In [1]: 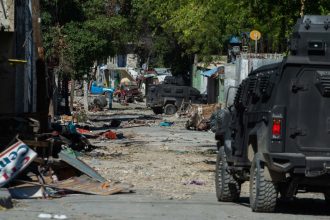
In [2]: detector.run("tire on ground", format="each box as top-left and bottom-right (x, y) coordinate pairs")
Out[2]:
(164, 104), (177, 115)
(152, 107), (163, 115)
(215, 146), (240, 202)
(249, 154), (278, 212)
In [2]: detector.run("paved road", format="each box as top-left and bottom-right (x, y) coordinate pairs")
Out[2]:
(1, 192), (330, 220)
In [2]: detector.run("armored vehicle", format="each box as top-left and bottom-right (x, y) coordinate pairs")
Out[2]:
(146, 76), (206, 115)
(215, 15), (330, 212)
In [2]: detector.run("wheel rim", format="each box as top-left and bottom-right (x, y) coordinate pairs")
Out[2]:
(165, 105), (176, 115)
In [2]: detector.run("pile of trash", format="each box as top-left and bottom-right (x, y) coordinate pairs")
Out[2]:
(185, 104), (221, 131)
(0, 117), (132, 202)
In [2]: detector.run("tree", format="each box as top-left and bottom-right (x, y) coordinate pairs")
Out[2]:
(41, 0), (330, 77)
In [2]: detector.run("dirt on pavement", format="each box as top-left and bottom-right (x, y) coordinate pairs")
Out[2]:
(80, 104), (223, 200)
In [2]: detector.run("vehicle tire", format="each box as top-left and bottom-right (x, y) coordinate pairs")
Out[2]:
(110, 119), (121, 127)
(249, 154), (278, 212)
(152, 107), (163, 115)
(323, 190), (330, 205)
(136, 96), (144, 102)
(215, 146), (240, 202)
(164, 104), (177, 115)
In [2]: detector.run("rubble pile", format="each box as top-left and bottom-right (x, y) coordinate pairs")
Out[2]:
(185, 104), (221, 131)
(0, 116), (133, 202)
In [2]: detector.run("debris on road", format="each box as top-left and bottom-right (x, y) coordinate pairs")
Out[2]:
(183, 180), (205, 186)
(100, 130), (119, 140)
(185, 104), (221, 131)
(159, 121), (174, 127)
(50, 175), (130, 195)
(38, 213), (67, 219)
(0, 119), (133, 203)
(58, 148), (107, 182)
(0, 188), (13, 209)
(8, 185), (46, 199)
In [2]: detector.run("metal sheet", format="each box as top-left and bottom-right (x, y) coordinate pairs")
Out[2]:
(8, 185), (44, 199)
(58, 149), (106, 183)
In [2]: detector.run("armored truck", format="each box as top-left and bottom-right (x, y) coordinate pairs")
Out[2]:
(215, 15), (330, 212)
(146, 76), (206, 115)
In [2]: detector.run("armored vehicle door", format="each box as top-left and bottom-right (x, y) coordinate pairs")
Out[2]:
(288, 67), (330, 153)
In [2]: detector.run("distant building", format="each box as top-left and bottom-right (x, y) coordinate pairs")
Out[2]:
(192, 54), (284, 106)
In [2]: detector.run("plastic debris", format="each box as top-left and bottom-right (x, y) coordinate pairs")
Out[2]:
(159, 121), (174, 127)
(183, 180), (205, 186)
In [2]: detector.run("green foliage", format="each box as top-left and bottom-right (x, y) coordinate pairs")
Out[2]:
(41, 0), (132, 78)
(41, 0), (330, 77)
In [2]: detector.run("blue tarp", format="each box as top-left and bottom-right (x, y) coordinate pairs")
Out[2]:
(229, 36), (241, 44)
(201, 66), (224, 77)
(90, 81), (114, 94)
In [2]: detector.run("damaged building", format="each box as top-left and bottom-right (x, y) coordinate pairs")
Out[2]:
(0, 0), (49, 147)
(0, 1), (128, 202)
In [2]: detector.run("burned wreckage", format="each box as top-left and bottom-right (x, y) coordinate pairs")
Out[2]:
(215, 15), (330, 212)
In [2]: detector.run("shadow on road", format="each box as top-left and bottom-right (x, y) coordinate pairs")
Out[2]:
(238, 196), (330, 216)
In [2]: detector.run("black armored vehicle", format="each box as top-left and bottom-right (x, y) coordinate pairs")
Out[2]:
(146, 76), (206, 115)
(215, 15), (330, 212)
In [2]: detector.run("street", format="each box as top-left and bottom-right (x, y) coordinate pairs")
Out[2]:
(1, 192), (330, 219)
(1, 104), (329, 220)
(2, 2), (330, 220)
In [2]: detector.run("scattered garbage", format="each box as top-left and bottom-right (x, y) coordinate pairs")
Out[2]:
(91, 95), (108, 111)
(38, 213), (67, 219)
(159, 121), (174, 127)
(76, 128), (92, 134)
(38, 213), (53, 219)
(183, 180), (205, 186)
(58, 148), (106, 182)
(0, 117), (133, 204)
(50, 175), (128, 195)
(8, 185), (46, 199)
(185, 104), (221, 131)
(101, 130), (118, 140)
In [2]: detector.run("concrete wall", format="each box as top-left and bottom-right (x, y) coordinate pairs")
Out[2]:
(192, 67), (207, 94)
(236, 53), (284, 84)
(222, 54), (284, 107)
(107, 54), (139, 69)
